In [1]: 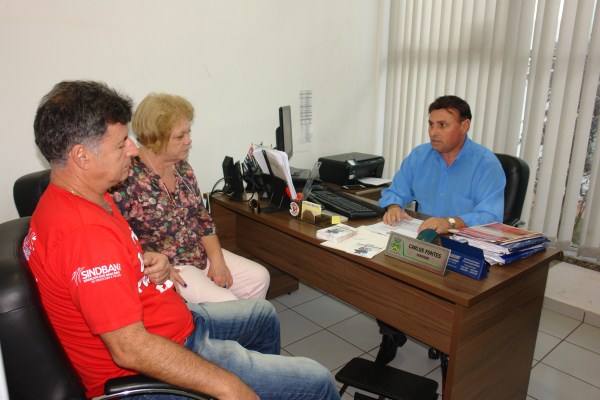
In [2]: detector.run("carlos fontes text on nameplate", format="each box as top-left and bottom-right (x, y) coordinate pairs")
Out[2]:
(384, 232), (450, 275)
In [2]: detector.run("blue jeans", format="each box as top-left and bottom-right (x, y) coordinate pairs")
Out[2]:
(122, 299), (339, 400)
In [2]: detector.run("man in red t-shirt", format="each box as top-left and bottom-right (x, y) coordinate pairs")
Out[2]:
(25, 81), (339, 400)
(24, 183), (195, 397)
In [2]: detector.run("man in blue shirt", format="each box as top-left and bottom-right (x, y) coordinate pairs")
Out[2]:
(375, 95), (505, 365)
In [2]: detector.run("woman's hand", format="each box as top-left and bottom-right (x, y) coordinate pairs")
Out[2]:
(170, 266), (187, 290)
(207, 259), (234, 289)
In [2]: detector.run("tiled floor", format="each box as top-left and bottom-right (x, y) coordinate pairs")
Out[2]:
(269, 261), (600, 399)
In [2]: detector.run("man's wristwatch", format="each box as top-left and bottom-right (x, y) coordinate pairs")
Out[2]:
(447, 217), (456, 230)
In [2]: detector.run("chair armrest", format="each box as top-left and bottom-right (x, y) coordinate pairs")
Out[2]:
(101, 374), (212, 399)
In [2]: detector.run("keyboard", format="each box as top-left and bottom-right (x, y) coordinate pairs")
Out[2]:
(308, 190), (383, 219)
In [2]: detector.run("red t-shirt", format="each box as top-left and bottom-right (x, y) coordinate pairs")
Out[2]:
(23, 184), (194, 398)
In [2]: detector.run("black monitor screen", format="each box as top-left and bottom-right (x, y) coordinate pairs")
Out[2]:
(276, 105), (293, 160)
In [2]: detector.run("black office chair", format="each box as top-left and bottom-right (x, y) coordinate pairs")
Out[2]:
(495, 153), (530, 227)
(13, 169), (51, 217)
(0, 216), (211, 399)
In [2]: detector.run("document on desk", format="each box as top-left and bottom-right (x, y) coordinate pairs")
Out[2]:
(252, 145), (297, 199)
(321, 226), (388, 258)
(365, 219), (423, 239)
(358, 177), (392, 187)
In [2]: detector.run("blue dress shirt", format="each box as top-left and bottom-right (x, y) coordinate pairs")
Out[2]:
(379, 137), (505, 227)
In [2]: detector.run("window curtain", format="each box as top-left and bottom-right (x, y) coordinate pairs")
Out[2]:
(382, 0), (600, 261)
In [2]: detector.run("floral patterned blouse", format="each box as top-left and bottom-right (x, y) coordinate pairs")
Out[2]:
(111, 156), (216, 269)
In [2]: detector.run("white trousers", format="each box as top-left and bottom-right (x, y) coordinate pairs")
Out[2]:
(175, 249), (270, 303)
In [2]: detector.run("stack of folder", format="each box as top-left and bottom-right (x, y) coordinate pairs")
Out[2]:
(450, 222), (548, 265)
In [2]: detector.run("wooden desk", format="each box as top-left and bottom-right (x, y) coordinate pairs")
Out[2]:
(209, 194), (561, 400)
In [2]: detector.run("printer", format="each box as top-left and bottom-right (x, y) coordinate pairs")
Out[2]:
(318, 152), (385, 185)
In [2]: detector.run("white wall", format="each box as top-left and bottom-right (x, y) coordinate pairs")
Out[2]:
(0, 0), (386, 222)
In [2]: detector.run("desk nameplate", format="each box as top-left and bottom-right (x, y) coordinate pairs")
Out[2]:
(384, 232), (450, 275)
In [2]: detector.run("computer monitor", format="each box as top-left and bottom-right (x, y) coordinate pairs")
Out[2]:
(275, 105), (293, 160)
(274, 105), (311, 182)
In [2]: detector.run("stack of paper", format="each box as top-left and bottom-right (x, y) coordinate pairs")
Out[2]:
(316, 224), (358, 242)
(251, 145), (297, 199)
(316, 219), (425, 259)
(365, 219), (423, 239)
(320, 226), (388, 258)
(450, 222), (548, 265)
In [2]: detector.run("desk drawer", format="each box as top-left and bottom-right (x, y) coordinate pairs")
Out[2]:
(236, 217), (455, 353)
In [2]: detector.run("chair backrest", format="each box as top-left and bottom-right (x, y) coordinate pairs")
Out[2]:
(13, 170), (51, 217)
(495, 153), (530, 227)
(0, 217), (86, 400)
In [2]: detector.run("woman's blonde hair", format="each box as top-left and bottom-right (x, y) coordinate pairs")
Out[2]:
(132, 93), (194, 153)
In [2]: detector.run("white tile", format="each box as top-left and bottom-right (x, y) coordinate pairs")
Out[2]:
(368, 337), (440, 376)
(277, 309), (322, 347)
(292, 295), (359, 328)
(268, 298), (287, 313)
(280, 348), (292, 357)
(538, 308), (581, 339)
(529, 362), (600, 400)
(565, 323), (600, 354)
(543, 341), (600, 387)
(533, 331), (561, 361)
(328, 313), (381, 352)
(284, 330), (364, 371)
(272, 283), (323, 308)
(272, 261), (600, 400)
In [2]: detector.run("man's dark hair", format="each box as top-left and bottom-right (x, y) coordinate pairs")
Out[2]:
(34, 80), (133, 166)
(428, 95), (472, 121)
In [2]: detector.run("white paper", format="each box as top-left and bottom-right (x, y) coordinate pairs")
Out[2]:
(251, 146), (270, 176)
(358, 177), (392, 187)
(365, 219), (424, 239)
(321, 226), (388, 259)
(300, 90), (313, 143)
(252, 145), (297, 199)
